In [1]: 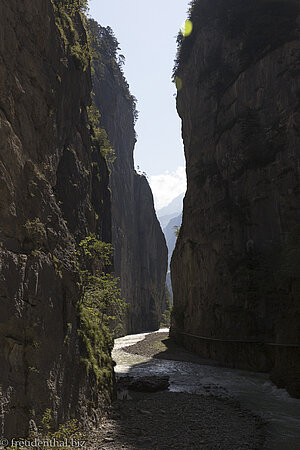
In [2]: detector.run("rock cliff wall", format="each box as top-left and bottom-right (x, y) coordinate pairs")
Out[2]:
(0, 0), (113, 437)
(89, 20), (168, 334)
(0, 2), (168, 436)
(171, 0), (300, 397)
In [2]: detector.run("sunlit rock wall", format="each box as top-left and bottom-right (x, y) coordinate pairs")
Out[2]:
(90, 20), (168, 334)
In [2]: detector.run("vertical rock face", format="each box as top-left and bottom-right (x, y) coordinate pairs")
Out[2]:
(90, 21), (168, 334)
(171, 0), (300, 396)
(0, 0), (113, 437)
(0, 4), (167, 436)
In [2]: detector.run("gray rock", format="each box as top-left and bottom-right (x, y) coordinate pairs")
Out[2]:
(0, 1), (112, 438)
(117, 375), (170, 392)
(90, 18), (168, 334)
(171, 0), (300, 397)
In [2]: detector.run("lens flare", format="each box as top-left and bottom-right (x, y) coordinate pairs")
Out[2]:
(181, 20), (193, 37)
(175, 77), (183, 91)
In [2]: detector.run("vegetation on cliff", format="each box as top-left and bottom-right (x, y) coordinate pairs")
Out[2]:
(174, 0), (299, 80)
(87, 102), (116, 163)
(160, 288), (173, 328)
(51, 0), (90, 71)
(87, 18), (139, 125)
(55, 0), (89, 14)
(88, 16), (168, 335)
(0, 0), (167, 438)
(49, 0), (122, 396)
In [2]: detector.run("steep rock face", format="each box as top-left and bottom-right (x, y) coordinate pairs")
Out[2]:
(163, 214), (182, 297)
(132, 176), (168, 330)
(90, 22), (168, 333)
(171, 0), (300, 396)
(0, 0), (113, 437)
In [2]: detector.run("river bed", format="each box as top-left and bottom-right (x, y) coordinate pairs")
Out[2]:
(113, 329), (300, 450)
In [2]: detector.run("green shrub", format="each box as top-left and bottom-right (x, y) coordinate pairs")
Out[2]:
(51, 0), (90, 72)
(54, 0), (89, 16)
(24, 218), (46, 237)
(160, 287), (173, 328)
(77, 235), (127, 382)
(87, 103), (116, 163)
(174, 225), (181, 238)
(87, 19), (139, 125)
(78, 234), (113, 266)
(70, 42), (89, 71)
(30, 409), (86, 450)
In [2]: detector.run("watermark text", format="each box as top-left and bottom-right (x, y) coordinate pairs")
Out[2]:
(0, 437), (86, 448)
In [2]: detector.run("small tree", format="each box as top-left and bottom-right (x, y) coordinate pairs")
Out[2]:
(76, 234), (127, 383)
(87, 102), (116, 163)
(77, 234), (127, 334)
(174, 225), (181, 238)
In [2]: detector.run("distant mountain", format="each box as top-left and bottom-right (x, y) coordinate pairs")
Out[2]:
(164, 214), (182, 266)
(157, 192), (184, 218)
(157, 212), (179, 229)
(157, 194), (184, 298)
(163, 213), (182, 297)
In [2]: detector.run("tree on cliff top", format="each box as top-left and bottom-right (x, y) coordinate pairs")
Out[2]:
(54, 0), (89, 15)
(87, 18), (139, 124)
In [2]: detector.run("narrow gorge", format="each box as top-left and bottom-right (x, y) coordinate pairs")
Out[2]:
(171, 0), (300, 398)
(0, 0), (300, 446)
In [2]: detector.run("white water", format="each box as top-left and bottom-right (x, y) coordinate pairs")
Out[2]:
(113, 329), (300, 450)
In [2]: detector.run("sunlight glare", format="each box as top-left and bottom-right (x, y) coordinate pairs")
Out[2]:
(181, 19), (193, 37)
(175, 76), (183, 91)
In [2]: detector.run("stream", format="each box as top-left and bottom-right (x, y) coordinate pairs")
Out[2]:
(113, 329), (300, 450)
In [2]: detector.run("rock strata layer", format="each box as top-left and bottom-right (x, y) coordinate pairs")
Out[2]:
(171, 0), (300, 397)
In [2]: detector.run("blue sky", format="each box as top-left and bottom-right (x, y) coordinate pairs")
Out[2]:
(88, 0), (190, 209)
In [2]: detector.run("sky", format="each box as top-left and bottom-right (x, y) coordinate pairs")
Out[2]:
(88, 0), (190, 210)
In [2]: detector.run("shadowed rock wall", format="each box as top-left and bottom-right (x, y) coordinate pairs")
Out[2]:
(0, 0), (113, 437)
(171, 0), (300, 397)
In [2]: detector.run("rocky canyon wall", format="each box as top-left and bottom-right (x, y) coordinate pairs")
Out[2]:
(0, 0), (114, 438)
(89, 20), (168, 334)
(171, 0), (300, 397)
(0, 1), (168, 437)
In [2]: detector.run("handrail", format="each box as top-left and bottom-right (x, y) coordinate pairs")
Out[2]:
(172, 330), (300, 348)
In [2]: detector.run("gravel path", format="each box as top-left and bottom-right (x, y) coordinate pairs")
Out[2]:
(91, 331), (267, 449)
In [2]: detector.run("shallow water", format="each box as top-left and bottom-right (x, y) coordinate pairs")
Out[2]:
(113, 329), (300, 450)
